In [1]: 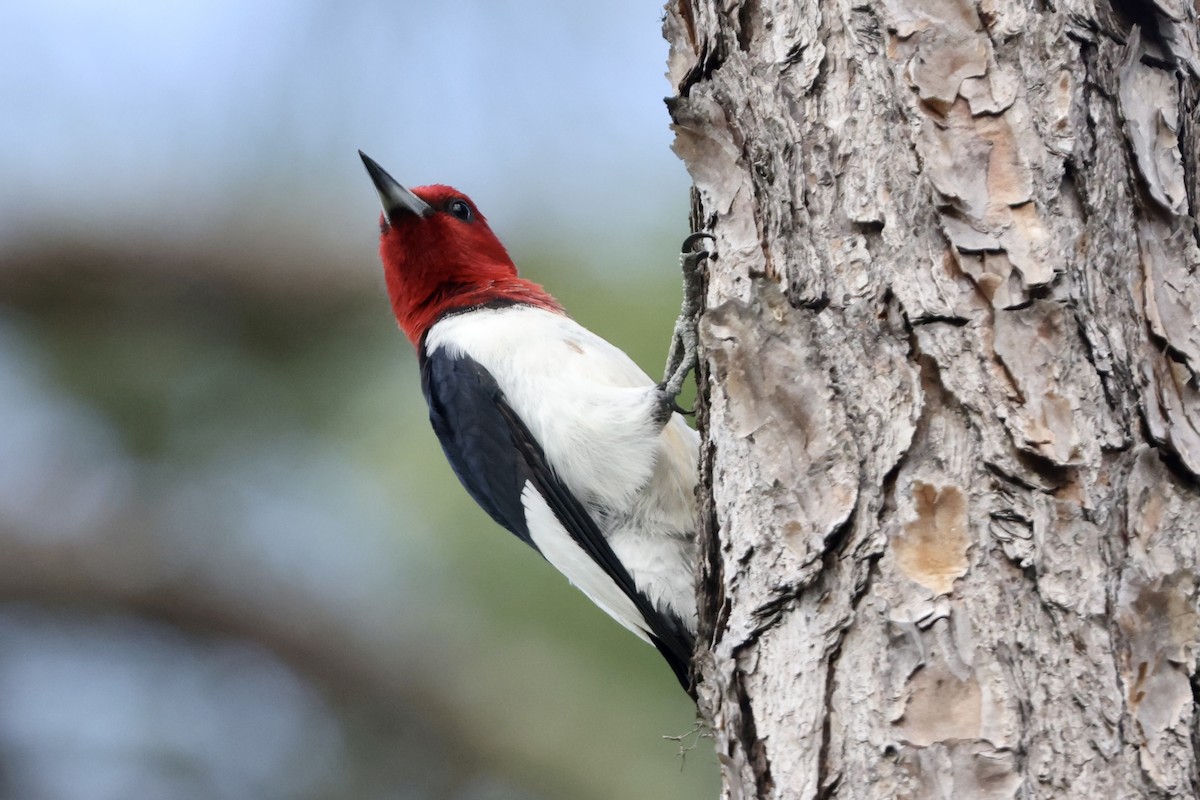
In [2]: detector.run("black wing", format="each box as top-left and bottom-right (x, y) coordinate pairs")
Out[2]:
(420, 347), (534, 545)
(420, 347), (694, 688)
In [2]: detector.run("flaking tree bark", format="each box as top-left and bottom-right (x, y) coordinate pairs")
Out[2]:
(663, 0), (1200, 797)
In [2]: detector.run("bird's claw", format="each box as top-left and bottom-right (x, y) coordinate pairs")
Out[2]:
(681, 231), (715, 255)
(652, 385), (695, 424)
(659, 232), (716, 417)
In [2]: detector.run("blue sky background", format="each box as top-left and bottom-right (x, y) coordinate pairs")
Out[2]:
(1, 0), (691, 270)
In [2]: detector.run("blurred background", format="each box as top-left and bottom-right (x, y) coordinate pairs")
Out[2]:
(0, 1), (717, 798)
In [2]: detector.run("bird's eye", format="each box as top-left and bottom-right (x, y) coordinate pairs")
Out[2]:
(447, 199), (473, 222)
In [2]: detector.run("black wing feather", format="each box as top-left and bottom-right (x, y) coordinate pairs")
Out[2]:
(493, 400), (694, 684)
(421, 349), (534, 545)
(421, 347), (693, 687)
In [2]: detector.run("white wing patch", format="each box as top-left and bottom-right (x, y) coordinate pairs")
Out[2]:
(521, 482), (652, 644)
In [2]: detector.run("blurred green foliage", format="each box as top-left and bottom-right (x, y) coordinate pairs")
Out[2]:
(0, 233), (716, 799)
(0, 0), (715, 795)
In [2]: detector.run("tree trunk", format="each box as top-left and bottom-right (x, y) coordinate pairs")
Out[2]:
(664, 0), (1200, 797)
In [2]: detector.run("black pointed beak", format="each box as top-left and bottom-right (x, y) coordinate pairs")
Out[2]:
(359, 151), (433, 224)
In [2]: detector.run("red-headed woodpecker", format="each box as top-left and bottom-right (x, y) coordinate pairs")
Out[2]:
(359, 152), (710, 688)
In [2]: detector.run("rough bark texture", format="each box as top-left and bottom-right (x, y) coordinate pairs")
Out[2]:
(664, 0), (1200, 797)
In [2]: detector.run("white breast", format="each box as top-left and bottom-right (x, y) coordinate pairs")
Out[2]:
(427, 306), (665, 508)
(426, 305), (699, 628)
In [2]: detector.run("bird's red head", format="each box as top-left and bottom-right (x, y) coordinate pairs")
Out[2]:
(360, 152), (561, 346)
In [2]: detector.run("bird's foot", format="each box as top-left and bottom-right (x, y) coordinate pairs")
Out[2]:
(656, 232), (715, 419)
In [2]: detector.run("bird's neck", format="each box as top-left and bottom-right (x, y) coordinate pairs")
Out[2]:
(397, 277), (563, 345)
